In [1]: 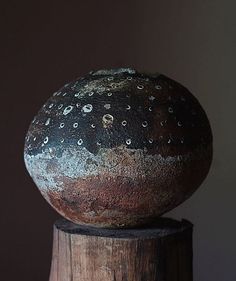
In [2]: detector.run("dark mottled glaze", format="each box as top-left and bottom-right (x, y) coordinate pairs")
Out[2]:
(24, 68), (213, 228)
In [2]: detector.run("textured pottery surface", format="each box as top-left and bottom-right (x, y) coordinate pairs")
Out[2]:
(24, 68), (213, 227)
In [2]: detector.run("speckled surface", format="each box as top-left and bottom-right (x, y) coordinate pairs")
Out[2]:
(24, 68), (213, 227)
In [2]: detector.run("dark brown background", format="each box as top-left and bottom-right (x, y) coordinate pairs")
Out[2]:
(1, 1), (235, 280)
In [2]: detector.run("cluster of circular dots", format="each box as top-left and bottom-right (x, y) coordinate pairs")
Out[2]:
(26, 71), (204, 154)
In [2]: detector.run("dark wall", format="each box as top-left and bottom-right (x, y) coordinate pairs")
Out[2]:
(1, 1), (235, 280)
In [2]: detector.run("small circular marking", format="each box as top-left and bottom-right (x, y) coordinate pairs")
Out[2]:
(160, 121), (164, 126)
(137, 85), (144, 90)
(148, 138), (153, 143)
(168, 107), (174, 113)
(45, 118), (51, 126)
(127, 76), (132, 80)
(44, 137), (49, 144)
(149, 106), (153, 111)
(74, 93), (80, 97)
(177, 121), (182, 127)
(77, 139), (83, 145)
(98, 87), (106, 94)
(73, 123), (78, 128)
(91, 124), (96, 128)
(61, 139), (64, 143)
(126, 105), (131, 110)
(59, 123), (65, 128)
(104, 104), (111, 109)
(107, 92), (113, 96)
(122, 120), (127, 126)
(88, 91), (94, 96)
(63, 106), (74, 115)
(155, 85), (162, 90)
(142, 121), (148, 127)
(58, 104), (63, 109)
(102, 114), (114, 128)
(97, 141), (101, 146)
(107, 77), (114, 81)
(126, 139), (131, 145)
(82, 104), (93, 113)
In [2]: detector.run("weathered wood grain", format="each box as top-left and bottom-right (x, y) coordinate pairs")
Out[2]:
(49, 218), (193, 281)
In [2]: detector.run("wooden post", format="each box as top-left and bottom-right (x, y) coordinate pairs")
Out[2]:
(49, 218), (193, 281)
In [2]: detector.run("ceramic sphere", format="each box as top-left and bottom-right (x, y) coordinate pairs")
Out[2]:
(24, 68), (213, 227)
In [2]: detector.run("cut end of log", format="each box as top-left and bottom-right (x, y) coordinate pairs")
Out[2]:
(55, 217), (193, 238)
(49, 217), (193, 281)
